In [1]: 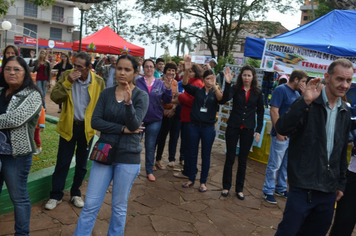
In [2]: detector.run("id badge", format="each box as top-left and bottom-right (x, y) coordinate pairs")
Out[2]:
(200, 107), (208, 113)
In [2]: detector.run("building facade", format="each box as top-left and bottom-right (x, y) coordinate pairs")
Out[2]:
(194, 22), (288, 62)
(0, 0), (76, 55)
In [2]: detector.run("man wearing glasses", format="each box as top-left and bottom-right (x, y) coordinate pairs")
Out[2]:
(45, 52), (105, 210)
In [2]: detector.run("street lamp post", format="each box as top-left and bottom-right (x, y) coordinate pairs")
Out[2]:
(2, 21), (12, 48)
(73, 3), (93, 52)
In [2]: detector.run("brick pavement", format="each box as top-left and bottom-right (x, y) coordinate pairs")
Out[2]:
(0, 89), (350, 236)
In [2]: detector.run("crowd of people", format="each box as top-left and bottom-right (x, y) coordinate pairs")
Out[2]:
(0, 46), (356, 236)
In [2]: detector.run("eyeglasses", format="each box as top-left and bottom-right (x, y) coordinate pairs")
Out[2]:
(73, 64), (85, 69)
(4, 67), (24, 73)
(144, 66), (154, 69)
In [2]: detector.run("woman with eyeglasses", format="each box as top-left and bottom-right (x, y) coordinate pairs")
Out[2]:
(136, 59), (173, 182)
(0, 56), (42, 235)
(52, 53), (73, 113)
(29, 50), (51, 110)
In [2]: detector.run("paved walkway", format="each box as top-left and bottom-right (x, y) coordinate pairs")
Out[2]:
(0, 89), (349, 236)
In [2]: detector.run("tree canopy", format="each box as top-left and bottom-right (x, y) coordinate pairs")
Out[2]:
(83, 0), (134, 41)
(134, 0), (303, 58)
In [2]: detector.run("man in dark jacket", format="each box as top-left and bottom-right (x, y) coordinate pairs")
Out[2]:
(274, 58), (354, 235)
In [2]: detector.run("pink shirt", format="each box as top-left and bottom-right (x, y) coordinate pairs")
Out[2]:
(144, 77), (155, 93)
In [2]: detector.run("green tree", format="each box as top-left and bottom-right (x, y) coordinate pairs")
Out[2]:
(313, 1), (335, 19)
(245, 58), (261, 68)
(171, 55), (183, 65)
(175, 34), (194, 57)
(134, 0), (302, 58)
(83, 0), (133, 40)
(0, 0), (55, 16)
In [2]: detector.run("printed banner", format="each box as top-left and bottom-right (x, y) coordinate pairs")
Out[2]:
(261, 41), (356, 79)
(14, 36), (72, 50)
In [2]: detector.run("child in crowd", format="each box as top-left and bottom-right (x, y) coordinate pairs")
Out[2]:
(34, 106), (45, 155)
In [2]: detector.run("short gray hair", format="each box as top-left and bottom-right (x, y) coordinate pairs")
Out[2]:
(328, 59), (354, 74)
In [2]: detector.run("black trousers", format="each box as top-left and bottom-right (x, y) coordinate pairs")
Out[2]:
(155, 115), (181, 162)
(329, 170), (356, 236)
(222, 126), (254, 193)
(50, 124), (92, 200)
(276, 186), (336, 236)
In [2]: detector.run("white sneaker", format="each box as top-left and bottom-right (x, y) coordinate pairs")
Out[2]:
(45, 199), (62, 210)
(71, 196), (84, 208)
(33, 147), (42, 155)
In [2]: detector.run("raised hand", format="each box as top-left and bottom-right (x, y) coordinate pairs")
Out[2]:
(184, 56), (192, 71)
(123, 82), (132, 103)
(223, 67), (234, 84)
(303, 78), (324, 105)
(164, 76), (172, 90)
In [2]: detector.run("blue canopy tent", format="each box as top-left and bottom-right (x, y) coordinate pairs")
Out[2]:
(244, 10), (356, 58)
(244, 37), (265, 59)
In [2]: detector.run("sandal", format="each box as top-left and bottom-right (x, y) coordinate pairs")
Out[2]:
(182, 181), (194, 188)
(155, 161), (166, 170)
(199, 184), (207, 192)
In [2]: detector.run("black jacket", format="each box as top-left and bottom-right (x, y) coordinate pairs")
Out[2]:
(223, 82), (264, 133)
(276, 94), (350, 193)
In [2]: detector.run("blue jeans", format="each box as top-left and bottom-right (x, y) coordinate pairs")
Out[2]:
(187, 123), (216, 184)
(74, 161), (140, 236)
(143, 121), (162, 175)
(36, 80), (47, 109)
(50, 124), (92, 200)
(262, 136), (289, 195)
(0, 154), (32, 236)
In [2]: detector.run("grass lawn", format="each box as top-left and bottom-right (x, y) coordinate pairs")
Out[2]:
(30, 121), (59, 173)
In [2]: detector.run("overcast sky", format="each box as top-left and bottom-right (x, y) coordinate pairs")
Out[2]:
(75, 1), (302, 58)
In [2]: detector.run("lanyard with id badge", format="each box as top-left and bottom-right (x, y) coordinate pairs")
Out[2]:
(200, 91), (211, 113)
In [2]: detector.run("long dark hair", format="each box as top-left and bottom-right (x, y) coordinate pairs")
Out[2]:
(0, 56), (42, 100)
(117, 54), (139, 73)
(1, 45), (19, 71)
(235, 65), (260, 94)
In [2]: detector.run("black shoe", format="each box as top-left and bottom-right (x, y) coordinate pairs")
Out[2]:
(221, 190), (229, 197)
(237, 192), (245, 200)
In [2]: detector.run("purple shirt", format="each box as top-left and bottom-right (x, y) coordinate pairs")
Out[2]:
(136, 77), (172, 123)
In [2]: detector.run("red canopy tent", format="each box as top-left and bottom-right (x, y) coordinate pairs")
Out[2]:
(72, 26), (144, 56)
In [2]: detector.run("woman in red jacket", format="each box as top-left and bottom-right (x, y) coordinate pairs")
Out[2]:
(174, 63), (204, 178)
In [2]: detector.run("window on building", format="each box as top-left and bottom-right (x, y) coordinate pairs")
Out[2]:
(24, 0), (38, 18)
(23, 23), (37, 38)
(50, 27), (62, 41)
(52, 6), (64, 22)
(303, 15), (309, 21)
